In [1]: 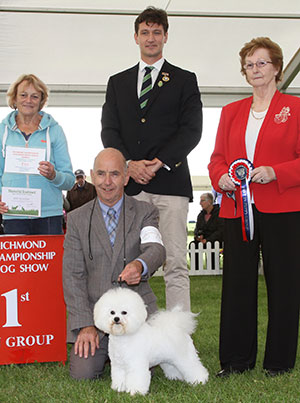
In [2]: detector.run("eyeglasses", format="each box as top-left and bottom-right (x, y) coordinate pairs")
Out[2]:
(243, 59), (273, 70)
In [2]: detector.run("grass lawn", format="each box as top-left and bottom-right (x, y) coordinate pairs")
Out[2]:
(1, 276), (300, 402)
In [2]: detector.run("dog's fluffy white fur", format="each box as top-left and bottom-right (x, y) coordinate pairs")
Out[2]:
(93, 287), (209, 395)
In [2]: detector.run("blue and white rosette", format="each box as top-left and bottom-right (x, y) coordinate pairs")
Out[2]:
(229, 159), (254, 242)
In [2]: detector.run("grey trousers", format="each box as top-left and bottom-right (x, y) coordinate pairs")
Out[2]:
(69, 335), (109, 380)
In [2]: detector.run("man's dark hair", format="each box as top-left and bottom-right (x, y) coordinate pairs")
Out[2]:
(134, 6), (169, 34)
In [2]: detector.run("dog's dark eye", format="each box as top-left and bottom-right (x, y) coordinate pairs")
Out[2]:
(121, 311), (127, 315)
(110, 310), (115, 315)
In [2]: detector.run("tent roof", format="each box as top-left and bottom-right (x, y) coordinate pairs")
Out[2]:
(0, 0), (299, 107)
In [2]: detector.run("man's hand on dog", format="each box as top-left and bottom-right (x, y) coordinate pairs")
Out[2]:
(118, 260), (143, 285)
(75, 326), (99, 358)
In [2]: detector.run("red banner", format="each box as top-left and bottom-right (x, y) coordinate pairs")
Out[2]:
(0, 235), (67, 365)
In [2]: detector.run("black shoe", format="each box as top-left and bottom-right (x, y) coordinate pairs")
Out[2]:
(264, 369), (290, 377)
(216, 368), (246, 378)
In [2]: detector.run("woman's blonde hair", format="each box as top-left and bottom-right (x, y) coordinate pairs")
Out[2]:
(6, 74), (49, 110)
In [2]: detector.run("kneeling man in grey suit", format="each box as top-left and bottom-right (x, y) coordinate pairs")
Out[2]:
(63, 148), (166, 379)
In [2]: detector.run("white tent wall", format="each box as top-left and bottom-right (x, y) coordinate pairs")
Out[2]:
(0, 1), (299, 222)
(0, 0), (299, 107)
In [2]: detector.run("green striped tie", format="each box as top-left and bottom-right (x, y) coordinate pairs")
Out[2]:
(140, 66), (154, 109)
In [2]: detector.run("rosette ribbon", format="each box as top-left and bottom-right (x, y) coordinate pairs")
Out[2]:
(228, 159), (254, 242)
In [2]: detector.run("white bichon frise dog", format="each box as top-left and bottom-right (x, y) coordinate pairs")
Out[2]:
(93, 287), (209, 395)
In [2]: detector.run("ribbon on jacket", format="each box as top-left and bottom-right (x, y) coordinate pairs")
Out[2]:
(228, 159), (254, 242)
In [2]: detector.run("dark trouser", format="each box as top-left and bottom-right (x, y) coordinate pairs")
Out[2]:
(69, 335), (109, 380)
(3, 216), (64, 235)
(220, 206), (300, 371)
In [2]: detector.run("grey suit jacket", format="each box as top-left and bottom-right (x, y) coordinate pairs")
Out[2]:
(63, 195), (166, 342)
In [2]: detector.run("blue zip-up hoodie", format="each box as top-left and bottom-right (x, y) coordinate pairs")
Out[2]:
(0, 111), (75, 219)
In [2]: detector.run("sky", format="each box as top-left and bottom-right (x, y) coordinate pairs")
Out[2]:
(0, 106), (222, 222)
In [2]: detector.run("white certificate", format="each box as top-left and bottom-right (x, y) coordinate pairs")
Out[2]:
(4, 146), (45, 175)
(2, 187), (41, 217)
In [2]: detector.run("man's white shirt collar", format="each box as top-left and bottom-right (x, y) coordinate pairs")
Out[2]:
(139, 58), (165, 73)
(138, 58), (165, 96)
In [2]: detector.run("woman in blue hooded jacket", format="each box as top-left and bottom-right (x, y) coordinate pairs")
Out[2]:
(0, 74), (74, 234)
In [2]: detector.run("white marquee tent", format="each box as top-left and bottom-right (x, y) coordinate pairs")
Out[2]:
(0, 0), (299, 108)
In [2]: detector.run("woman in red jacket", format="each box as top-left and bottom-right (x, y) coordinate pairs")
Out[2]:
(209, 37), (300, 378)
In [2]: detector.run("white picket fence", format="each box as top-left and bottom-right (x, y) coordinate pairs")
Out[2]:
(154, 241), (223, 276)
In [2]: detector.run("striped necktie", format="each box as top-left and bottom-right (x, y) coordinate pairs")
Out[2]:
(140, 66), (154, 109)
(107, 208), (117, 246)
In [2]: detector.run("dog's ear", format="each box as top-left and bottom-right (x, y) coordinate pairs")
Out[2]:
(93, 293), (112, 333)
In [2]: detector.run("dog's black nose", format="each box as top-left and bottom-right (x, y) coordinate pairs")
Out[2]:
(114, 317), (120, 323)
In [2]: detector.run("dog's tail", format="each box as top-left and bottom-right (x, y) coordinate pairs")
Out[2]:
(148, 308), (199, 335)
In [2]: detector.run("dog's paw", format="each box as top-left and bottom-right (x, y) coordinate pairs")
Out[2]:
(125, 381), (149, 396)
(160, 363), (184, 381)
(189, 369), (209, 385)
(127, 387), (148, 396)
(111, 382), (126, 392)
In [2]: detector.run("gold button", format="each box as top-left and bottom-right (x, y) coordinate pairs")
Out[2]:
(141, 118), (146, 123)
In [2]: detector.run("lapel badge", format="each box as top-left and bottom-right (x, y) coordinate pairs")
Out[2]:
(162, 72), (170, 82)
(158, 80), (163, 87)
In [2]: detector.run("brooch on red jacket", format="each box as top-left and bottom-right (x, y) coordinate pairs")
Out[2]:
(274, 106), (291, 124)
